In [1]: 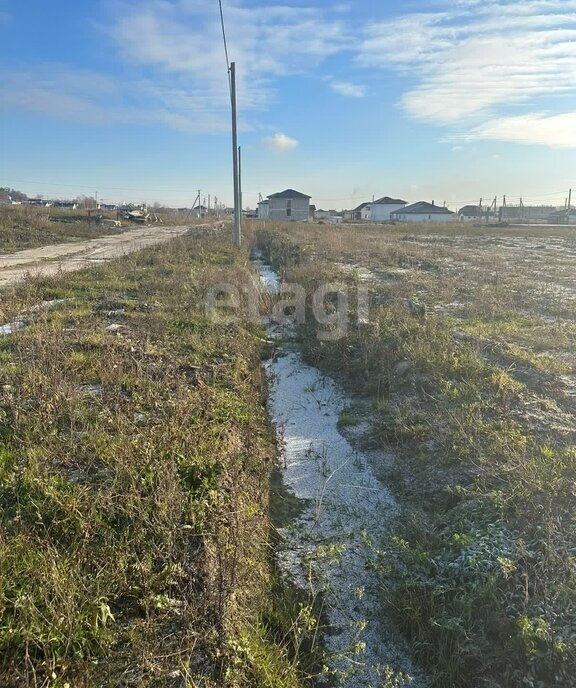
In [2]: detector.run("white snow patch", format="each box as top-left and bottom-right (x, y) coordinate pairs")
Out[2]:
(257, 256), (428, 686)
(0, 321), (26, 335)
(256, 260), (281, 295)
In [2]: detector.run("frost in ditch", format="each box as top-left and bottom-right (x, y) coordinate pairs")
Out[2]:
(259, 258), (428, 687)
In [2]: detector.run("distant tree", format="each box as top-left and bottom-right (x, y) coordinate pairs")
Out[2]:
(0, 187), (28, 202)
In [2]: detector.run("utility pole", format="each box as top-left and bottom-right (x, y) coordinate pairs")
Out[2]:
(238, 146), (242, 223)
(490, 196), (497, 223)
(230, 62), (241, 247)
(187, 190), (200, 219)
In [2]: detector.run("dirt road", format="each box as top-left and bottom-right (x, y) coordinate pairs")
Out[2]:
(0, 225), (192, 288)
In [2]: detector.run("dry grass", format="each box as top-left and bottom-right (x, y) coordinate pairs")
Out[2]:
(255, 220), (576, 687)
(0, 206), (191, 254)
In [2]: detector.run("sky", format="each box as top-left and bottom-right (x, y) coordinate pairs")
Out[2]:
(1, 0), (576, 211)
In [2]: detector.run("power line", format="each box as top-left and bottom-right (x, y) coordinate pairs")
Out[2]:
(7, 179), (205, 193)
(218, 0), (231, 86)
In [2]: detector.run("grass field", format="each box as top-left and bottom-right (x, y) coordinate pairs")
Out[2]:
(255, 220), (576, 687)
(0, 226), (316, 687)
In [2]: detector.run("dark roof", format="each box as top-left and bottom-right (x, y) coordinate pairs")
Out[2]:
(353, 201), (371, 211)
(267, 189), (311, 199)
(458, 205), (482, 216)
(391, 201), (455, 215)
(373, 196), (407, 205)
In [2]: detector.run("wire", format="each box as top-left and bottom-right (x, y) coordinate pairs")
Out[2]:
(8, 179), (202, 193)
(218, 0), (232, 93)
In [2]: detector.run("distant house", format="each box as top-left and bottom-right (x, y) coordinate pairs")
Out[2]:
(316, 209), (343, 223)
(391, 201), (455, 223)
(267, 189), (311, 222)
(458, 205), (483, 222)
(192, 204), (208, 218)
(370, 196), (407, 222)
(257, 200), (269, 219)
(351, 202), (372, 221)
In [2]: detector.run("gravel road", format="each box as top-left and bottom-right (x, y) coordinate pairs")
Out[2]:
(0, 225), (193, 288)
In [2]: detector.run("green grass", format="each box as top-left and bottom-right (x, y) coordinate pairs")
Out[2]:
(0, 227), (314, 687)
(337, 411), (361, 429)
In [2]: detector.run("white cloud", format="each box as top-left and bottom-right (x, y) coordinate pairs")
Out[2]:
(104, 0), (349, 115)
(474, 113), (576, 147)
(330, 80), (366, 98)
(333, 3), (353, 13)
(0, 66), (232, 133)
(6, 0), (576, 150)
(355, 0), (576, 146)
(262, 133), (299, 152)
(2, 1), (350, 133)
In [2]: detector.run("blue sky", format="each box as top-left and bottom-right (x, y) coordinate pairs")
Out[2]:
(1, 0), (575, 210)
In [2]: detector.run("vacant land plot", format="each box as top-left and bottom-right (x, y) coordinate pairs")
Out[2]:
(0, 227), (312, 687)
(256, 221), (576, 687)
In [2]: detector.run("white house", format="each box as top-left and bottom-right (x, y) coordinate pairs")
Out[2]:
(267, 189), (311, 222)
(370, 196), (407, 222)
(391, 201), (455, 223)
(458, 205), (483, 222)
